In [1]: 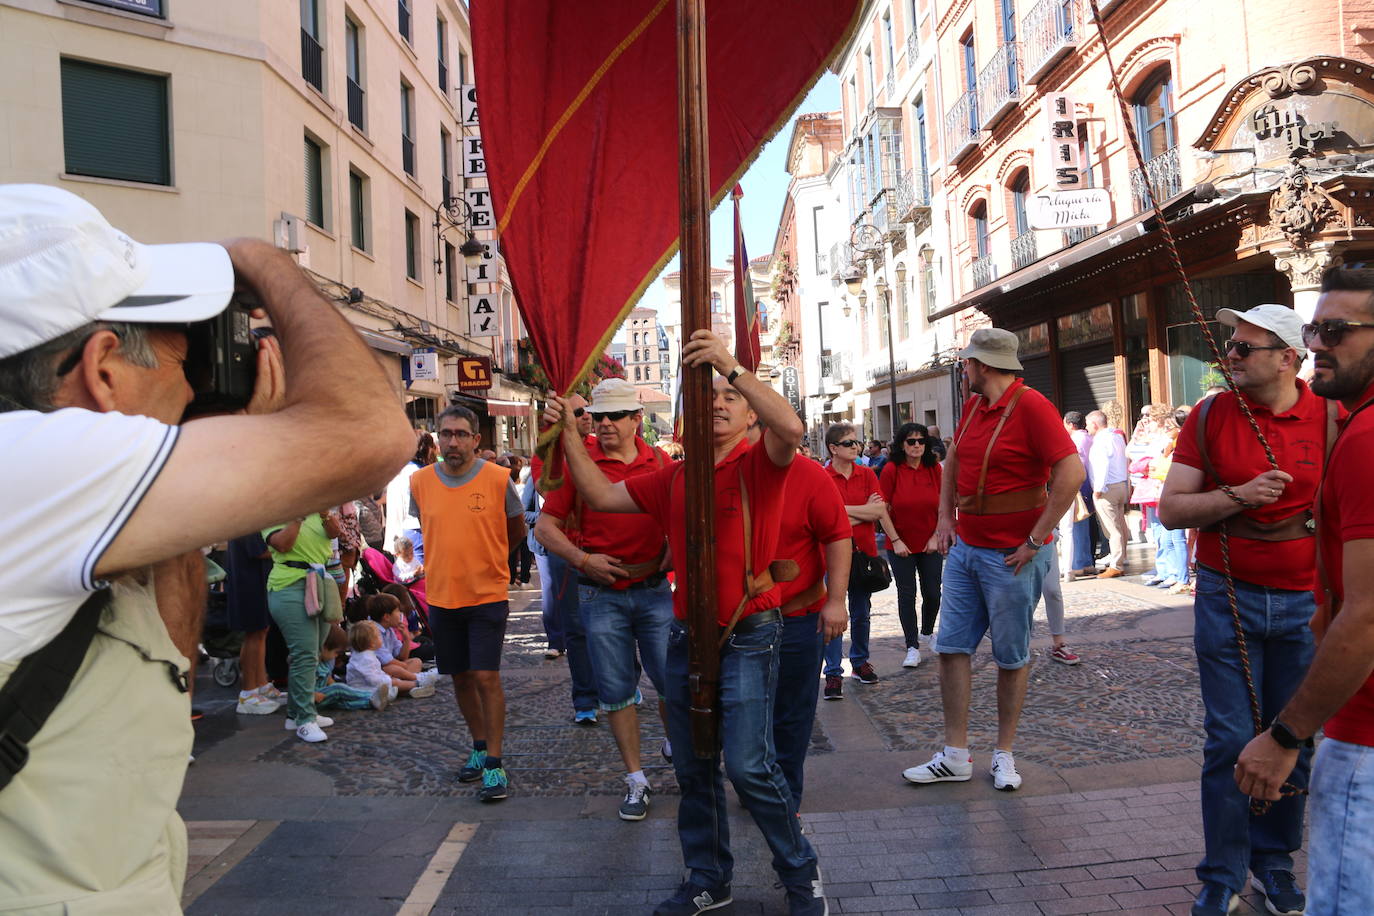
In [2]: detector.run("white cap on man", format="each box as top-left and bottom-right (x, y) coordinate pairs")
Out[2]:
(1215, 303), (1305, 351)
(589, 377), (642, 414)
(0, 184), (235, 359)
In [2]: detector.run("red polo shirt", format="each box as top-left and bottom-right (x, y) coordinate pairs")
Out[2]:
(826, 462), (881, 556)
(1172, 382), (1327, 591)
(542, 436), (669, 588)
(776, 458), (852, 616)
(625, 438), (792, 625)
(1316, 383), (1374, 746)
(952, 379), (1076, 548)
(880, 460), (943, 550)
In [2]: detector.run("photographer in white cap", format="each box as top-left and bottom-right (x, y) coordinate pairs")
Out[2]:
(0, 184), (413, 911)
(1158, 303), (1325, 916)
(535, 377), (673, 821)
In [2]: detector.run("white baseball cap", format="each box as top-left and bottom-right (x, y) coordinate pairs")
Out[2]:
(589, 377), (642, 414)
(1216, 304), (1305, 351)
(0, 184), (235, 359)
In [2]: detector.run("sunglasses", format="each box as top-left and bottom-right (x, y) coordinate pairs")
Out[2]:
(1301, 319), (1374, 348)
(904, 437), (924, 446)
(572, 406), (586, 417)
(1224, 338), (1286, 359)
(591, 410), (635, 421)
(835, 439), (861, 448)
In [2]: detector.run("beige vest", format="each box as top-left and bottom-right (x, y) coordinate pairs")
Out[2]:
(0, 576), (192, 914)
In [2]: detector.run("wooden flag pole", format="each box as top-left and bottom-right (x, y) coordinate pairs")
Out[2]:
(676, 0), (720, 758)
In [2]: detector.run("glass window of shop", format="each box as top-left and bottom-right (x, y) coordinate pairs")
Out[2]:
(1164, 273), (1279, 407)
(1122, 293), (1150, 420)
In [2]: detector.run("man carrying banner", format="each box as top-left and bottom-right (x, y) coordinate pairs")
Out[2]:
(902, 328), (1081, 793)
(1158, 304), (1320, 916)
(545, 329), (825, 916)
(1234, 268), (1374, 916)
(535, 378), (673, 822)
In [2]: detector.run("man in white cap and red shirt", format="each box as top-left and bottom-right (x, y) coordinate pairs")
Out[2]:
(535, 377), (674, 822)
(902, 327), (1082, 793)
(0, 184), (413, 910)
(1158, 303), (1323, 916)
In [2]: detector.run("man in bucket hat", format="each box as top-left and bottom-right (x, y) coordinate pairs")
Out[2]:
(901, 328), (1083, 793)
(0, 184), (412, 910)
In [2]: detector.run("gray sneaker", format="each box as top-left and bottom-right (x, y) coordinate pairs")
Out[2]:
(619, 777), (651, 821)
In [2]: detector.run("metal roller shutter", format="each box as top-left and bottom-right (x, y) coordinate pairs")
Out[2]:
(1018, 355), (1053, 403)
(60, 59), (169, 186)
(1058, 343), (1116, 416)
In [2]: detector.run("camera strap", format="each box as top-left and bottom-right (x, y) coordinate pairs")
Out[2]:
(0, 588), (109, 792)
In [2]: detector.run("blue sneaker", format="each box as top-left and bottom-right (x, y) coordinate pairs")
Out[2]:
(634, 687), (643, 705)
(457, 748), (485, 783)
(1250, 870), (1304, 916)
(1190, 882), (1238, 916)
(573, 709), (598, 726)
(477, 767), (509, 802)
(652, 880), (732, 915)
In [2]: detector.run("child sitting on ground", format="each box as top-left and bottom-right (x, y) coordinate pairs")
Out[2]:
(380, 583), (435, 663)
(367, 593), (437, 688)
(346, 620), (435, 698)
(316, 623), (394, 712)
(392, 536), (423, 584)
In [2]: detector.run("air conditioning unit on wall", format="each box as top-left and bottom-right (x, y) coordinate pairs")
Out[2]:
(273, 212), (305, 253)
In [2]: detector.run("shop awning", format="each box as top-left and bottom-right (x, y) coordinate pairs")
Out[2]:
(355, 328), (412, 356)
(485, 398), (532, 417)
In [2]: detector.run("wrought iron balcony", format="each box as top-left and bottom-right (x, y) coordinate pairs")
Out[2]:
(1064, 225), (1097, 246)
(346, 78), (365, 131)
(871, 188), (901, 238)
(894, 169), (931, 223)
(977, 42), (1022, 130)
(821, 353), (851, 384)
(1011, 232), (1039, 270)
(1130, 146), (1181, 213)
(943, 89), (980, 162)
(906, 31), (918, 63)
(970, 254), (996, 290)
(300, 29), (324, 93)
(815, 249), (829, 275)
(886, 70), (895, 100)
(830, 241), (857, 283)
(1022, 0), (1079, 85)
(401, 134), (415, 176)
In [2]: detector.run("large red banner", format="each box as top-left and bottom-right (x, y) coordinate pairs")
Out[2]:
(472, 1), (860, 395)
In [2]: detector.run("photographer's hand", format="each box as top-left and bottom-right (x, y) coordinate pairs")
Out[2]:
(244, 335), (285, 415)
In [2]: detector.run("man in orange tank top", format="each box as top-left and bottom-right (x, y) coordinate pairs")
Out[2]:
(410, 404), (525, 804)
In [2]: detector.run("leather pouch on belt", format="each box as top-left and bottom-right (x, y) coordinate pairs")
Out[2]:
(957, 486), (1046, 515)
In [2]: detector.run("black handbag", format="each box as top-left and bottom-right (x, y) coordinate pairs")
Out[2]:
(850, 548), (892, 593)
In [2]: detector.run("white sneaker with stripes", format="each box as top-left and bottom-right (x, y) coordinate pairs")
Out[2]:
(902, 750), (973, 784)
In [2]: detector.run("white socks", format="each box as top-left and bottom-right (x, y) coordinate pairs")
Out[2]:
(944, 745), (971, 764)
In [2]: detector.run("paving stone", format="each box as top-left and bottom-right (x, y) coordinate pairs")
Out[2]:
(988, 882), (1070, 903)
(1087, 859), (1165, 880)
(1015, 866), (1095, 886)
(1036, 893), (1125, 914)
(1110, 885), (1197, 908)
(836, 893), (918, 912)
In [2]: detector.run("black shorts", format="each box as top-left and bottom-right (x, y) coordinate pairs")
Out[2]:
(428, 601), (509, 673)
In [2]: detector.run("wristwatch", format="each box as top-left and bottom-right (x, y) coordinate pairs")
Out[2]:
(1025, 533), (1047, 549)
(1269, 719), (1314, 750)
(726, 364), (746, 385)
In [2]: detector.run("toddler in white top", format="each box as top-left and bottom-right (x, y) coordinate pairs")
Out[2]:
(346, 621), (434, 698)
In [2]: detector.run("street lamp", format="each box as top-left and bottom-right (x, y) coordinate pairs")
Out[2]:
(434, 195), (490, 274)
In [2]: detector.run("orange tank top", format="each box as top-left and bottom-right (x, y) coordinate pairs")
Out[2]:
(410, 460), (511, 608)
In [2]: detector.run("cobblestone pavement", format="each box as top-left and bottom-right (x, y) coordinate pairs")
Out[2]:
(181, 556), (1295, 915)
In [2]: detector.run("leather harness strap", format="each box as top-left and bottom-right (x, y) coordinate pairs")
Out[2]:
(779, 579), (827, 615)
(954, 385), (1044, 516)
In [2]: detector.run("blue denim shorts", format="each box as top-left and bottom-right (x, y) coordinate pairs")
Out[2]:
(579, 579), (673, 710)
(933, 537), (1052, 669)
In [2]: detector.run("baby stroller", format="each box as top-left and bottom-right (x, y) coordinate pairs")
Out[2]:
(356, 547), (430, 625)
(201, 553), (244, 687)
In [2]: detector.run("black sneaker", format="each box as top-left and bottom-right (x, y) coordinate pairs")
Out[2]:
(652, 880), (732, 915)
(852, 662), (879, 684)
(457, 748), (486, 783)
(477, 766), (509, 802)
(1250, 870), (1304, 916)
(618, 777), (651, 821)
(823, 675), (843, 700)
(783, 872), (828, 916)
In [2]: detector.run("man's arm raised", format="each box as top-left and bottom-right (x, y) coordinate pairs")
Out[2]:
(681, 330), (803, 466)
(541, 398), (640, 513)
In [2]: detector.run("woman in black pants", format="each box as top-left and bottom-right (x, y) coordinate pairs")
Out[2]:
(879, 423), (944, 668)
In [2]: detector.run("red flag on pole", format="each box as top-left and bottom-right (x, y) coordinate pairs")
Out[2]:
(731, 184), (761, 373)
(471, 1), (859, 404)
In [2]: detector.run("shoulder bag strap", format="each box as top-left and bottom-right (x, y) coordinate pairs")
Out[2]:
(0, 588), (110, 792)
(973, 385), (1026, 514)
(1194, 394), (1223, 485)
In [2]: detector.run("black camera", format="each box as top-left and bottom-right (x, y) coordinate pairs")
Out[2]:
(183, 297), (264, 417)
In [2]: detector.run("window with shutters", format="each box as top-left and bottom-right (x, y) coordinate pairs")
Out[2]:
(345, 17), (365, 132)
(61, 59), (170, 186)
(404, 209), (420, 281)
(444, 242), (457, 302)
(437, 17), (449, 93)
(349, 168), (368, 251)
(304, 134), (325, 228)
(440, 126), (452, 201)
(400, 80), (415, 176)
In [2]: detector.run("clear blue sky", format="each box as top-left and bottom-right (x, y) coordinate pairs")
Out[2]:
(632, 73), (840, 327)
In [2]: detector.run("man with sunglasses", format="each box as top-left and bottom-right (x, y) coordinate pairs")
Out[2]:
(1159, 304), (1324, 916)
(1235, 266), (1374, 915)
(543, 330), (825, 916)
(535, 378), (674, 822)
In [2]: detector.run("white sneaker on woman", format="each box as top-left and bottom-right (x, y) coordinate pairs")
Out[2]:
(903, 647), (922, 668)
(295, 721), (327, 743)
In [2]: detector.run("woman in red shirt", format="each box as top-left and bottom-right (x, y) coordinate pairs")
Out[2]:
(880, 423), (944, 669)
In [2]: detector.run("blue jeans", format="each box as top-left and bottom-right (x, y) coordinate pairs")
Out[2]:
(888, 550), (944, 648)
(540, 552), (597, 713)
(934, 537), (1051, 669)
(664, 619), (819, 888)
(773, 612), (825, 807)
(579, 579), (673, 711)
(1193, 565), (1315, 893)
(822, 583), (871, 676)
(1308, 738), (1374, 915)
(1160, 526), (1190, 584)
(1071, 516), (1094, 571)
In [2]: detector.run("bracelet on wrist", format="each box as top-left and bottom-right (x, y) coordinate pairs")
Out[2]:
(1219, 484), (1258, 510)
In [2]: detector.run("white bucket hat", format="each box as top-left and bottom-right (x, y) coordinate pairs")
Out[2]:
(1216, 303), (1305, 351)
(589, 377), (642, 414)
(0, 184), (235, 359)
(956, 327), (1023, 371)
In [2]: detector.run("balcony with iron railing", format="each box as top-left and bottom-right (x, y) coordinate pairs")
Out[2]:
(1022, 0), (1079, 85)
(300, 29), (324, 93)
(943, 89), (980, 162)
(815, 249), (829, 275)
(1064, 225), (1097, 246)
(977, 42), (1022, 130)
(871, 188), (901, 238)
(1011, 232), (1039, 270)
(401, 134), (415, 176)
(821, 352), (852, 385)
(830, 241), (857, 282)
(885, 70), (895, 100)
(906, 31), (918, 63)
(1130, 146), (1181, 213)
(347, 78), (365, 131)
(970, 254), (996, 290)
(894, 168), (931, 223)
